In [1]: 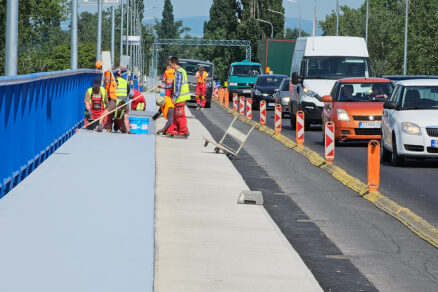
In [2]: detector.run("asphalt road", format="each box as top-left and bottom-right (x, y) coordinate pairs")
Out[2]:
(194, 103), (438, 292)
(231, 103), (438, 227)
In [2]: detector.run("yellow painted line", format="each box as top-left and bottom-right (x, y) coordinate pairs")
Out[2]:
(213, 99), (438, 249)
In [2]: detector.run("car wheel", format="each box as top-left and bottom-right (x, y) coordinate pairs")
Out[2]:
(381, 137), (391, 162)
(205, 101), (211, 108)
(304, 120), (311, 130)
(391, 133), (405, 166)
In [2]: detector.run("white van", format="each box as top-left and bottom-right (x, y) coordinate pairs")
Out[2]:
(289, 36), (371, 128)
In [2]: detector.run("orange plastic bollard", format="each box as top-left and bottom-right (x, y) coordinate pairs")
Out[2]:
(219, 88), (224, 104)
(275, 104), (282, 133)
(260, 100), (266, 125)
(324, 121), (335, 163)
(233, 93), (238, 112)
(368, 140), (380, 192)
(225, 88), (229, 108)
(296, 110), (305, 145)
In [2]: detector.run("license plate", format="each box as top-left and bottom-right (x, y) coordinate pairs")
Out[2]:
(359, 121), (381, 128)
(242, 89), (251, 94)
(268, 103), (275, 107)
(432, 140), (438, 148)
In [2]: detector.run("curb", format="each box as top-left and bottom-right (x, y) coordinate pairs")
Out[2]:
(213, 99), (438, 249)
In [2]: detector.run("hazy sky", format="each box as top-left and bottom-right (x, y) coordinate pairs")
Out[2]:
(143, 0), (363, 21)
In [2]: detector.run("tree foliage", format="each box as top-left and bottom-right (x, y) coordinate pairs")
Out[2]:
(319, 0), (438, 75)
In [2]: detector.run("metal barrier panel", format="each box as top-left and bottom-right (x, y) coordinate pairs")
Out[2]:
(0, 69), (101, 198)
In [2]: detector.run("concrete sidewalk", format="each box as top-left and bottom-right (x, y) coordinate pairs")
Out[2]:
(154, 109), (322, 291)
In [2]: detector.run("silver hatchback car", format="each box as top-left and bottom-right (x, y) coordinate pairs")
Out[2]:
(274, 78), (291, 117)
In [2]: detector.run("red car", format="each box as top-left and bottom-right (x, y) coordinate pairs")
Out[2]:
(321, 77), (394, 143)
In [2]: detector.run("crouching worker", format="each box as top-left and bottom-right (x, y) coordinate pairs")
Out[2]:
(84, 77), (108, 131)
(152, 95), (176, 136)
(129, 88), (146, 111)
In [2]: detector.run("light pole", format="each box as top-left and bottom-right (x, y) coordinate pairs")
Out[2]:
(111, 4), (115, 67)
(71, 0), (78, 69)
(365, 0), (369, 44)
(336, 0), (339, 36)
(288, 0), (301, 38)
(120, 0), (124, 56)
(403, 0), (409, 75)
(256, 18), (273, 38)
(96, 0), (103, 61)
(313, 0), (317, 36)
(5, 0), (18, 75)
(267, 8), (286, 38)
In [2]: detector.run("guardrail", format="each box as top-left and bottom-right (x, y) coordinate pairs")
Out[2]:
(0, 69), (101, 198)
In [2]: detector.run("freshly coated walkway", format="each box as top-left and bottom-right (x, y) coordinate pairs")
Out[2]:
(0, 128), (155, 291)
(154, 108), (322, 291)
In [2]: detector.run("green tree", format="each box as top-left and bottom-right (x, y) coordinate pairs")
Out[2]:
(285, 27), (309, 39)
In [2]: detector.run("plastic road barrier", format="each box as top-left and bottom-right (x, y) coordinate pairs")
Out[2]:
(260, 100), (266, 125)
(296, 110), (305, 145)
(324, 121), (335, 163)
(368, 140), (380, 192)
(246, 98), (252, 120)
(275, 104), (282, 133)
(219, 88), (224, 104)
(225, 88), (229, 107)
(233, 93), (238, 112)
(239, 96), (245, 115)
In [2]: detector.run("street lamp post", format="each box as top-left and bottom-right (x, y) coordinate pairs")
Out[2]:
(111, 5), (115, 67)
(336, 0), (339, 36)
(96, 0), (103, 61)
(365, 0), (369, 44)
(313, 0), (317, 36)
(403, 0), (409, 76)
(71, 0), (78, 69)
(288, 0), (301, 38)
(267, 8), (286, 38)
(5, 0), (18, 75)
(256, 18), (273, 38)
(120, 0), (124, 56)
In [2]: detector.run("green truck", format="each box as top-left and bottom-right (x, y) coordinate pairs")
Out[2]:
(227, 60), (263, 97)
(257, 38), (296, 76)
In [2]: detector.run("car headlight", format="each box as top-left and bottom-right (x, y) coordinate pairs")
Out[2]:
(336, 109), (350, 121)
(254, 89), (262, 95)
(229, 82), (238, 86)
(401, 122), (422, 135)
(282, 97), (290, 103)
(303, 87), (319, 99)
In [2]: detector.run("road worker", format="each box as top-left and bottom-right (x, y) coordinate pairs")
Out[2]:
(167, 56), (190, 137)
(129, 88), (146, 111)
(152, 94), (176, 136)
(112, 72), (131, 133)
(195, 66), (208, 109)
(84, 77), (107, 132)
(95, 61), (102, 70)
(162, 65), (175, 98)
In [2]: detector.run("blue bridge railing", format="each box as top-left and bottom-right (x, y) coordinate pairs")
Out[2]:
(0, 69), (101, 198)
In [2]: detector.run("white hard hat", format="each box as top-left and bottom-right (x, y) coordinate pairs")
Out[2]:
(156, 95), (166, 107)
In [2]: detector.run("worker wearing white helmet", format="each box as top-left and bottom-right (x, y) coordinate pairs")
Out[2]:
(152, 94), (176, 136)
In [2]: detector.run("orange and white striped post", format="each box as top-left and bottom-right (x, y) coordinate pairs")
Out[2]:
(260, 100), (266, 125)
(324, 121), (335, 163)
(239, 96), (245, 115)
(233, 93), (238, 112)
(214, 86), (218, 100)
(246, 98), (252, 120)
(368, 140), (380, 192)
(275, 104), (282, 133)
(296, 110), (305, 145)
(225, 88), (229, 107)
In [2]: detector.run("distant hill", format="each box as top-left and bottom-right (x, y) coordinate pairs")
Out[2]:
(142, 16), (322, 38)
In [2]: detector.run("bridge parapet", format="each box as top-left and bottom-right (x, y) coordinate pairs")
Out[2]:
(0, 70), (101, 198)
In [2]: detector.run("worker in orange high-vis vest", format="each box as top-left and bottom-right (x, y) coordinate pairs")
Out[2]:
(103, 70), (119, 131)
(152, 94), (176, 136)
(195, 66), (209, 109)
(162, 65), (175, 98)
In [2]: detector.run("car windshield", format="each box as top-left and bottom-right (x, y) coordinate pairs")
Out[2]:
(231, 65), (262, 76)
(337, 82), (393, 102)
(401, 86), (438, 110)
(306, 57), (369, 79)
(256, 76), (285, 87)
(179, 61), (212, 76)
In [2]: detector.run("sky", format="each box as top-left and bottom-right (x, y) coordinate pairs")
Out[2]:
(143, 0), (364, 21)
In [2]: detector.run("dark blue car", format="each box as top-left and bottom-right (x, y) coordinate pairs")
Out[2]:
(251, 74), (288, 109)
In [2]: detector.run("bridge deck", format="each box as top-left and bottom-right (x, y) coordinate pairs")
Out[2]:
(0, 130), (155, 292)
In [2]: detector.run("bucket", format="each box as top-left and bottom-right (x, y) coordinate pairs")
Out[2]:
(129, 116), (149, 134)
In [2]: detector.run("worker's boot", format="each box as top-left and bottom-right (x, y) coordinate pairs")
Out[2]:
(196, 97), (201, 110)
(201, 98), (206, 108)
(97, 124), (103, 132)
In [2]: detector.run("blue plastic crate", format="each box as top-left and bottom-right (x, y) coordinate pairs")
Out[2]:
(129, 116), (149, 134)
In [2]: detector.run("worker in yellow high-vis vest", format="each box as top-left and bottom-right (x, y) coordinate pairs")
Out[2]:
(111, 72), (131, 133)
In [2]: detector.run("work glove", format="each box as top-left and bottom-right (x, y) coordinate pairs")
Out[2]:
(152, 113), (160, 121)
(156, 129), (164, 135)
(88, 109), (93, 118)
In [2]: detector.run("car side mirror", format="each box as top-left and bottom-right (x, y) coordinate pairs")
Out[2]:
(383, 101), (396, 109)
(274, 88), (280, 93)
(291, 72), (299, 85)
(322, 95), (332, 102)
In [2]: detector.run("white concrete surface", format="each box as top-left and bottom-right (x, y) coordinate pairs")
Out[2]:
(154, 110), (322, 291)
(0, 130), (155, 292)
